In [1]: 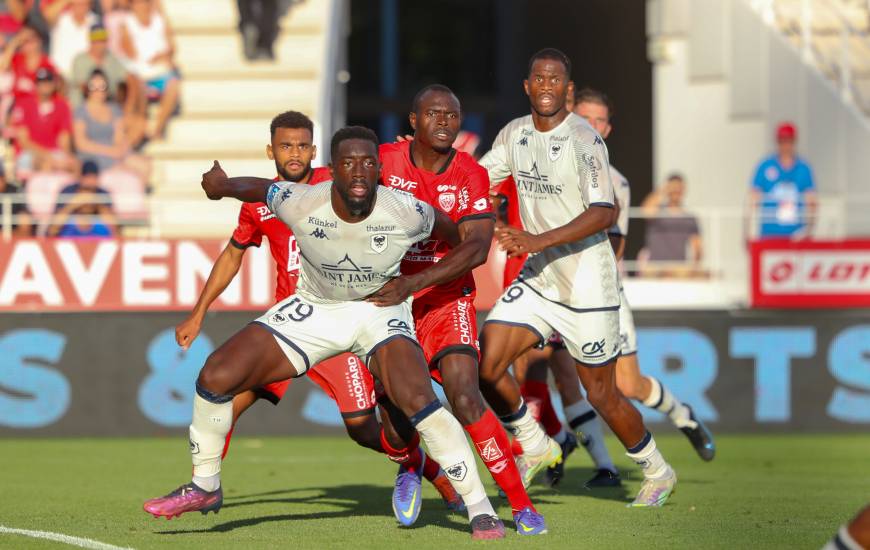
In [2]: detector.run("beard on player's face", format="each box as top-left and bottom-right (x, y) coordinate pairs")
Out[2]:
(336, 180), (375, 216)
(275, 159), (311, 183)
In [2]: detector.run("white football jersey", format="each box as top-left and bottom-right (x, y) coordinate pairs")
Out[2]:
(266, 181), (434, 304)
(480, 113), (619, 310)
(608, 164), (630, 237)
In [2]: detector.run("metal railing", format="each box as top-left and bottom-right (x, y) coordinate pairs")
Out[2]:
(757, 0), (870, 113)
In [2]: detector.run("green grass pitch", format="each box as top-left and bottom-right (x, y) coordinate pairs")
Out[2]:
(1, 433), (867, 549)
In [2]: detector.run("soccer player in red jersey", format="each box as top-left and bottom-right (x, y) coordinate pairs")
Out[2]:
(174, 111), (462, 511)
(368, 85), (546, 535)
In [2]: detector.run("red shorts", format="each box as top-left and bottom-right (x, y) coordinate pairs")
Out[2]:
(257, 353), (376, 417)
(412, 296), (480, 384)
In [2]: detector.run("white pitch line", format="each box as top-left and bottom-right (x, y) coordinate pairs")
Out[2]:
(0, 525), (134, 550)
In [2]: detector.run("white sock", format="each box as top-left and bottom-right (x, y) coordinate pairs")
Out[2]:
(553, 428), (568, 445)
(564, 400), (617, 473)
(642, 377), (695, 429)
(500, 400), (550, 456)
(822, 525), (863, 550)
(415, 404), (496, 521)
(189, 391), (233, 492)
(625, 432), (670, 480)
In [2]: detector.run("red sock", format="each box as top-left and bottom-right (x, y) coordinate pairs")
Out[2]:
(420, 452), (441, 482)
(379, 429), (423, 473)
(523, 380), (564, 437)
(465, 409), (534, 514)
(510, 436), (524, 456)
(220, 425), (235, 460)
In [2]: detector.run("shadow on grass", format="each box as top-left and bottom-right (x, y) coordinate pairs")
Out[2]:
(154, 484), (468, 535)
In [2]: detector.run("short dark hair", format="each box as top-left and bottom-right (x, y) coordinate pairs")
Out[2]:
(270, 110), (314, 138)
(83, 68), (111, 100)
(411, 83), (458, 113)
(330, 126), (379, 159)
(574, 87), (614, 118)
(527, 48), (572, 79)
(666, 172), (685, 183)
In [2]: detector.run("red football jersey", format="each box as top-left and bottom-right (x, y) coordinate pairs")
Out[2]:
(230, 166), (331, 301)
(379, 141), (494, 303)
(493, 176), (528, 289)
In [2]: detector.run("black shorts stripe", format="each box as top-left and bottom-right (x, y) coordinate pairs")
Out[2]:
(230, 237), (259, 250)
(340, 406), (376, 419)
(430, 344), (478, 369)
(365, 334), (423, 368)
(458, 212), (496, 224)
(250, 320), (311, 373)
(571, 351), (621, 368)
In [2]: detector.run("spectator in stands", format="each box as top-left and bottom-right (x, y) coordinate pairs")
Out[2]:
(750, 122), (817, 240)
(639, 173), (703, 278)
(237, 0), (278, 60)
(49, 158), (115, 236)
(73, 68), (149, 181)
(44, 0), (98, 79)
(119, 0), (178, 140)
(0, 0), (30, 43)
(10, 65), (76, 175)
(71, 23), (146, 146)
(0, 25), (56, 103)
(0, 162), (33, 236)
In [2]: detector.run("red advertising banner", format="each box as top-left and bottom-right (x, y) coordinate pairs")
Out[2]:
(0, 238), (508, 312)
(750, 239), (870, 307)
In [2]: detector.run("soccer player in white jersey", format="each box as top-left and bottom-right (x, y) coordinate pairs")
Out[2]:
(477, 48), (677, 507)
(574, 87), (715, 461)
(143, 127), (505, 539)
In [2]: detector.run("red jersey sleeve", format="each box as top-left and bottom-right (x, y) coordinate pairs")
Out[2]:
(230, 203), (263, 248)
(309, 166), (332, 184)
(456, 156), (494, 224)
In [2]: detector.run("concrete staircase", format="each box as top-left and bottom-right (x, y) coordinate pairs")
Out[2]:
(143, 0), (332, 237)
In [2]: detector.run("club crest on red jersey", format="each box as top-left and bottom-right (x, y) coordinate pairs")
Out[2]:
(438, 192), (456, 212)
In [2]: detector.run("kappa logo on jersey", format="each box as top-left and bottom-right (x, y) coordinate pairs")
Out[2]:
(256, 205), (275, 221)
(472, 197), (488, 211)
(549, 143), (563, 161)
(310, 228), (329, 239)
(370, 234), (387, 253)
(438, 192), (456, 212)
(415, 202), (425, 217)
(475, 437), (504, 462)
(581, 338), (607, 358)
(386, 174), (418, 193)
(445, 461), (468, 482)
(387, 319), (413, 335)
(517, 136), (528, 146)
(594, 135), (604, 145)
(517, 162), (549, 182)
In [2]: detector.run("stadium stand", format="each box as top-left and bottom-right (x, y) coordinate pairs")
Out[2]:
(145, 0), (334, 237)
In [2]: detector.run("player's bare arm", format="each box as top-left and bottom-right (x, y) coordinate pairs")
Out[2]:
(176, 243), (245, 350)
(366, 209), (466, 306)
(201, 160), (274, 203)
(496, 205), (613, 258)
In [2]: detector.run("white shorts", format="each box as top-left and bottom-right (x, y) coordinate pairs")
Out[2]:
(252, 294), (418, 375)
(485, 282), (621, 367)
(618, 287), (638, 355)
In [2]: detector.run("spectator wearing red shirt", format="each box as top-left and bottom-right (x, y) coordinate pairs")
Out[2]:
(0, 26), (56, 103)
(10, 65), (76, 173)
(0, 0), (30, 42)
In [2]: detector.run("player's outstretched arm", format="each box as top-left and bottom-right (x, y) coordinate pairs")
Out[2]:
(201, 160), (273, 203)
(496, 205), (614, 258)
(405, 217), (493, 295)
(175, 242), (245, 350)
(366, 210), (464, 307)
